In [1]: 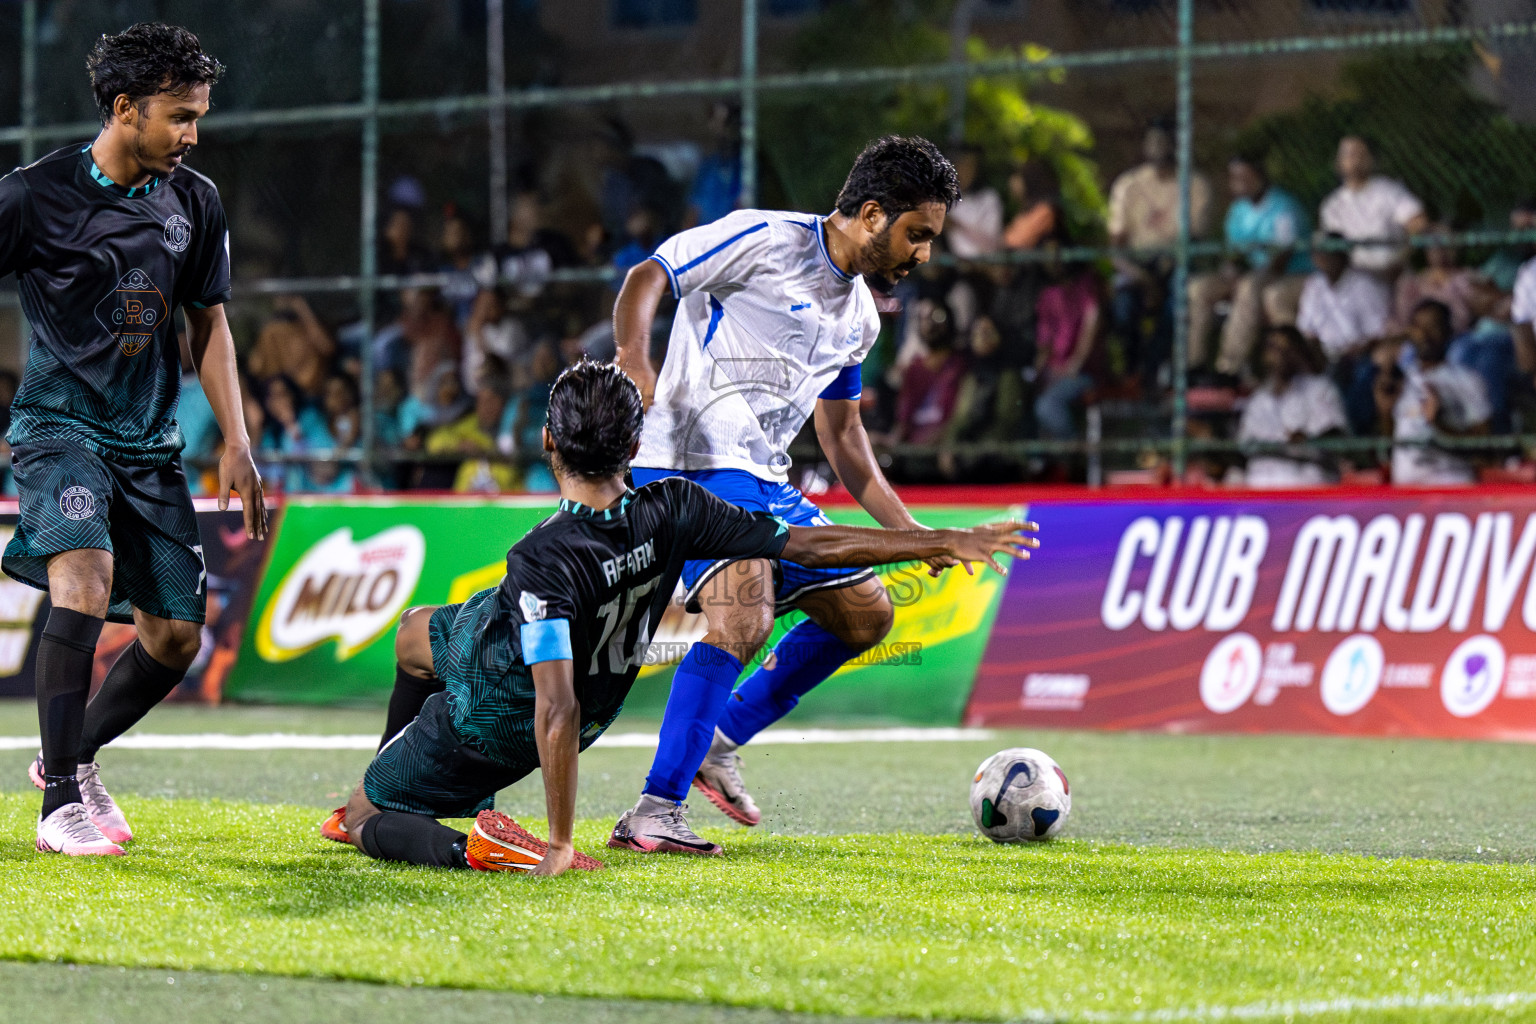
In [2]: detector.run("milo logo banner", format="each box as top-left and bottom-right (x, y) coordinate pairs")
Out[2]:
(967, 489), (1536, 741)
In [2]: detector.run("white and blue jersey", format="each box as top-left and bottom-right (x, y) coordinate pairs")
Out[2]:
(636, 208), (881, 481)
(634, 209), (883, 610)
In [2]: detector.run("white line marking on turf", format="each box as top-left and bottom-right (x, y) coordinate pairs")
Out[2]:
(0, 727), (996, 752)
(1069, 990), (1536, 1023)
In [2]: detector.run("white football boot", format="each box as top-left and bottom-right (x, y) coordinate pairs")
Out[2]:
(692, 734), (762, 826)
(31, 753), (133, 844)
(36, 802), (124, 856)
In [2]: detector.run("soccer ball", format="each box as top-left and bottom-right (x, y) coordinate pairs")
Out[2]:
(969, 747), (1071, 842)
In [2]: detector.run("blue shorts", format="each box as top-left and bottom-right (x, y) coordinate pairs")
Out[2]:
(631, 467), (874, 615)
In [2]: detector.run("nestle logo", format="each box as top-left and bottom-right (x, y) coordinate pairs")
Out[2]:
(360, 546), (406, 564)
(1021, 673), (1090, 710)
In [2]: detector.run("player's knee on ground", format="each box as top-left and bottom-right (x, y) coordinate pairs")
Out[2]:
(394, 606), (437, 676)
(46, 549), (113, 618)
(344, 782), (382, 849)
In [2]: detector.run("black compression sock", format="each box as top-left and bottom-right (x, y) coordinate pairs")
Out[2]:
(79, 640), (188, 763)
(355, 811), (469, 869)
(36, 607), (105, 817)
(379, 666), (446, 750)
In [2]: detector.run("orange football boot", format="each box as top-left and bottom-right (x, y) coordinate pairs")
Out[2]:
(466, 810), (603, 871)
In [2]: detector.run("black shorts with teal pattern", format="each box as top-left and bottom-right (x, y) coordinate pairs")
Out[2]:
(2, 439), (206, 624)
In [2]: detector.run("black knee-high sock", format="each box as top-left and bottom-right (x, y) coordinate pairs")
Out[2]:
(379, 666), (445, 750)
(79, 640), (187, 763)
(36, 607), (105, 817)
(355, 811), (469, 868)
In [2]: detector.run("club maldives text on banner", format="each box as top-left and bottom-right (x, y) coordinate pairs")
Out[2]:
(223, 494), (1012, 720)
(968, 488), (1536, 741)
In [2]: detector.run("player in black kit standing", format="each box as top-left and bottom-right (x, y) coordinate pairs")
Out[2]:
(0, 24), (266, 855)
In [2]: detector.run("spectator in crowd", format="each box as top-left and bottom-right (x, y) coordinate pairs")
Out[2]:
(1297, 233), (1390, 433)
(1107, 118), (1212, 391)
(462, 286), (530, 394)
(372, 367), (424, 447)
(1187, 154), (1311, 380)
(611, 205), (662, 279)
(422, 363), (474, 432)
(1003, 159), (1066, 251)
(1388, 224), (1477, 336)
(502, 341), (562, 459)
(939, 315), (1025, 480)
(177, 343), (219, 494)
(321, 373), (361, 451)
(438, 206), (481, 327)
(246, 294), (335, 397)
(1511, 246), (1536, 380)
(1480, 197), (1536, 293)
(1236, 326), (1348, 488)
(426, 374), (519, 494)
(1447, 284), (1518, 434)
(378, 287), (461, 403)
(1318, 135), (1427, 279)
(475, 190), (574, 301)
(945, 145), (1003, 259)
(685, 101), (742, 228)
(258, 375), (345, 493)
(379, 205), (432, 278)
(1382, 298), (1491, 486)
(1033, 261), (1104, 441)
(879, 299), (968, 448)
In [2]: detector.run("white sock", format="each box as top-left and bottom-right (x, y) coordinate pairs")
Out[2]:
(634, 792), (677, 815)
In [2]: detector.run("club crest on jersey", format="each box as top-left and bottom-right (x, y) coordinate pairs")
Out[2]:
(58, 486), (96, 521)
(520, 590), (548, 622)
(94, 268), (167, 357)
(163, 214), (192, 253)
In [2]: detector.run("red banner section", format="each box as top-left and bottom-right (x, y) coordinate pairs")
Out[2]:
(967, 488), (1536, 742)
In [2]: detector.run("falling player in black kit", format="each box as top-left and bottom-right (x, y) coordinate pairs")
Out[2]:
(0, 24), (266, 855)
(331, 360), (1036, 876)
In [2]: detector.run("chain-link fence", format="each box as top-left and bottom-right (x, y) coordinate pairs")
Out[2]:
(3, 0), (1536, 493)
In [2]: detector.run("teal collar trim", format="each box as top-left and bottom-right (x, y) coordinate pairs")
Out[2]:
(558, 489), (636, 521)
(81, 144), (162, 198)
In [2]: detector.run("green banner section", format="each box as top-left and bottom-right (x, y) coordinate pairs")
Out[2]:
(224, 498), (1016, 724)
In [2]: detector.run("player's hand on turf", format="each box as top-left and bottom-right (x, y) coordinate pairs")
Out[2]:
(220, 443), (268, 541)
(533, 842), (575, 877)
(944, 521), (1039, 577)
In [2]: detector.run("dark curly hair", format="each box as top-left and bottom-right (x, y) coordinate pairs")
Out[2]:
(545, 359), (644, 479)
(834, 135), (960, 219)
(87, 23), (224, 124)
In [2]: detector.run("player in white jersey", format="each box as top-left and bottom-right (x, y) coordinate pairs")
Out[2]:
(608, 136), (960, 854)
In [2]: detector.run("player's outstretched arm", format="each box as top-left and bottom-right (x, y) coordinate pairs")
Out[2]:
(530, 657), (581, 877)
(781, 521), (1040, 577)
(612, 259), (670, 410)
(186, 304), (267, 540)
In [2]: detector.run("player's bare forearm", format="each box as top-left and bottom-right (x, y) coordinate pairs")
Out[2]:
(531, 658), (581, 876)
(782, 521), (1039, 576)
(813, 398), (920, 530)
(185, 304), (267, 539)
(612, 259), (669, 409)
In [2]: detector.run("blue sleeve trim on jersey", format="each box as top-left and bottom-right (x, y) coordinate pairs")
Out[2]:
(675, 221), (768, 277)
(702, 295), (725, 350)
(818, 362), (863, 401)
(521, 619), (573, 665)
(647, 254), (681, 300)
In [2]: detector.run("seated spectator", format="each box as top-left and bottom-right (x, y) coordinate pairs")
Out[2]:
(389, 287), (462, 403)
(258, 375), (346, 493)
(939, 315), (1026, 480)
(879, 300), (968, 447)
(1003, 160), (1066, 251)
(426, 375), (519, 493)
(438, 206), (480, 328)
(1188, 154), (1311, 379)
(1297, 233), (1390, 362)
(246, 294), (335, 397)
(462, 287), (530, 394)
(501, 341), (563, 458)
(1511, 250), (1536, 379)
(379, 205), (432, 278)
(475, 191), (574, 300)
(1107, 118), (1212, 391)
(1319, 135), (1427, 280)
(1388, 224), (1477, 336)
(1382, 298), (1491, 486)
(1033, 261), (1104, 441)
(685, 101), (742, 228)
(373, 367), (428, 448)
(1479, 198), (1536, 293)
(1446, 294), (1518, 434)
(422, 363), (474, 432)
(1236, 326), (1348, 488)
(945, 145), (1003, 259)
(611, 206), (662, 279)
(321, 373), (361, 450)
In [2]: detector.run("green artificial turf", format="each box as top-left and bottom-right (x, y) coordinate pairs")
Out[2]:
(1, 795), (1535, 1023)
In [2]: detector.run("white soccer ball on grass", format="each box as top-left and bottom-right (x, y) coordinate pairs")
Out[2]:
(969, 747), (1071, 842)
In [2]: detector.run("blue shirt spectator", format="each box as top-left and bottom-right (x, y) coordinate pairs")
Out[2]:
(1226, 184), (1312, 275)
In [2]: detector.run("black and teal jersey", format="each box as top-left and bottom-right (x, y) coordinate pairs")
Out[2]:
(0, 143), (231, 466)
(432, 477), (790, 762)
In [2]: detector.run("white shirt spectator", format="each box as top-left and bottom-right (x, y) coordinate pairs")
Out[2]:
(1391, 362), (1490, 486)
(944, 186), (1004, 259)
(1237, 374), (1348, 488)
(1107, 163), (1212, 250)
(1510, 255), (1536, 326)
(1320, 176), (1424, 274)
(1296, 268), (1391, 358)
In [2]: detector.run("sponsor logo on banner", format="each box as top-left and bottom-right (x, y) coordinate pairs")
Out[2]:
(1319, 634), (1384, 716)
(1199, 633), (1262, 713)
(255, 526), (425, 662)
(1022, 673), (1090, 711)
(1440, 635), (1506, 718)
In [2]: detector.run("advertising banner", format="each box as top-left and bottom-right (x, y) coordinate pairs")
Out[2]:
(224, 496), (1016, 722)
(0, 503), (276, 701)
(967, 488), (1536, 741)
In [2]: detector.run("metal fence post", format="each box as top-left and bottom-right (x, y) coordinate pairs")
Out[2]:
(20, 0), (37, 165)
(358, 0), (381, 483)
(739, 0), (758, 208)
(487, 0), (508, 247)
(1171, 0), (1193, 480)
